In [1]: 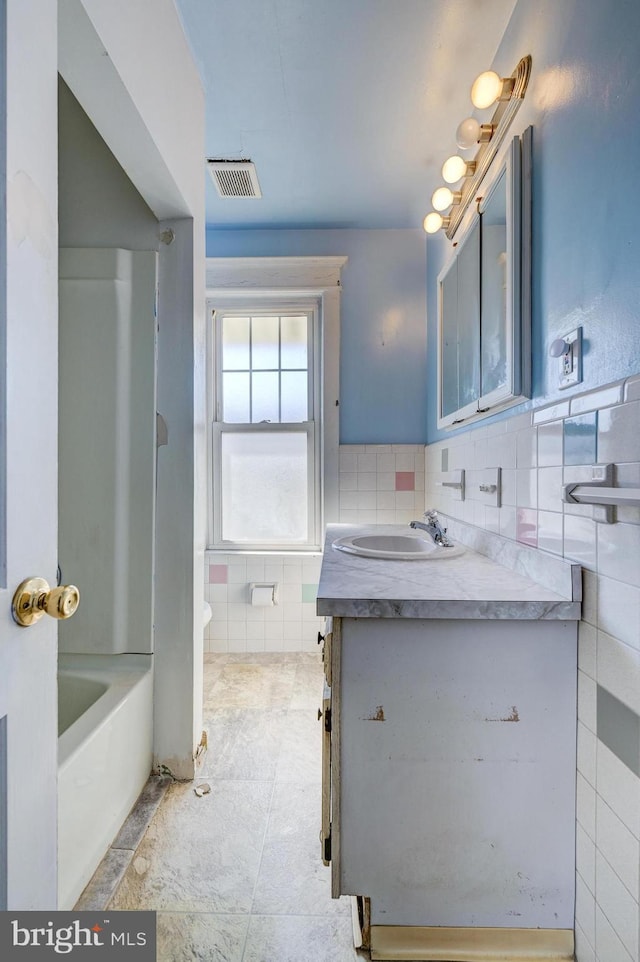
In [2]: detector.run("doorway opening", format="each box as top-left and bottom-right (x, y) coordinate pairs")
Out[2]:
(56, 77), (159, 908)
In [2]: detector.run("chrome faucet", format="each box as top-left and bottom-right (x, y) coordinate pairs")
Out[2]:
(409, 510), (454, 547)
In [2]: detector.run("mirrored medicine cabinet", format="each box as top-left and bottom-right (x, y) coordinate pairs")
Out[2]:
(437, 126), (532, 429)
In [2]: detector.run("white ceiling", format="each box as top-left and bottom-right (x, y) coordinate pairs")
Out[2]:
(175, 0), (518, 230)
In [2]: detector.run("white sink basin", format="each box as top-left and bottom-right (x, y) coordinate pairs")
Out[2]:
(332, 533), (465, 561)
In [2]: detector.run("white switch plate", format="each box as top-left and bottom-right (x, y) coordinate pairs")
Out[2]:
(558, 327), (582, 389)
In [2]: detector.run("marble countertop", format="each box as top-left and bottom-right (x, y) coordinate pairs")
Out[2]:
(317, 524), (581, 620)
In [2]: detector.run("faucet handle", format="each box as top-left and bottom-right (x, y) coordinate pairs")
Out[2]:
(424, 509), (438, 521)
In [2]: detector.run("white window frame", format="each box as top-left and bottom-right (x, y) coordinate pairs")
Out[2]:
(206, 256), (346, 553)
(212, 303), (319, 550)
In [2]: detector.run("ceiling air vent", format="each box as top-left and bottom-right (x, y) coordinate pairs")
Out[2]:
(207, 159), (262, 198)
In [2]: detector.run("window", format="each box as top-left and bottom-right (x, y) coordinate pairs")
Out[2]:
(206, 255), (346, 553)
(212, 307), (319, 549)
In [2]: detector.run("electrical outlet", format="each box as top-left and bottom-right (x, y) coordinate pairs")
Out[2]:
(556, 327), (582, 389)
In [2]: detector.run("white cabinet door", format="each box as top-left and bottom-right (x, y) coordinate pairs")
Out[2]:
(338, 617), (577, 929)
(0, 0), (59, 908)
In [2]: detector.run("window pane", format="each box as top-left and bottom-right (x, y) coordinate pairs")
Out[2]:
(281, 371), (308, 422)
(223, 372), (250, 422)
(281, 315), (308, 369)
(221, 432), (308, 542)
(222, 316), (250, 369)
(252, 372), (279, 422)
(480, 226), (508, 396)
(251, 316), (279, 369)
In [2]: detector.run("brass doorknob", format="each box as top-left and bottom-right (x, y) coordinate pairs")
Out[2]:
(12, 577), (80, 627)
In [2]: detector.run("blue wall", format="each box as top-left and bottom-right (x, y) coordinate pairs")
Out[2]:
(207, 0), (640, 447)
(426, 0), (640, 443)
(206, 228), (427, 443)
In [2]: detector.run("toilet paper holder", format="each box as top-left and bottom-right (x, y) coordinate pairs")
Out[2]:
(249, 582), (279, 606)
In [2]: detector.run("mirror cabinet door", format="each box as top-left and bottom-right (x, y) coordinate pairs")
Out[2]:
(440, 257), (459, 420)
(440, 220), (480, 421)
(436, 130), (529, 429)
(480, 168), (508, 398)
(457, 221), (481, 410)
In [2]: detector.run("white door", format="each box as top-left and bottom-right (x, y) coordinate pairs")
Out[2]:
(0, 0), (60, 908)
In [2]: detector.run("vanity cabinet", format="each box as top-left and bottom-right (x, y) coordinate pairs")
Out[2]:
(317, 524), (580, 962)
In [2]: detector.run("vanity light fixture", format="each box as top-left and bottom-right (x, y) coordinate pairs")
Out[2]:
(431, 186), (461, 212)
(442, 155), (476, 185)
(423, 212), (450, 234)
(470, 70), (515, 110)
(423, 55), (531, 239)
(455, 117), (493, 149)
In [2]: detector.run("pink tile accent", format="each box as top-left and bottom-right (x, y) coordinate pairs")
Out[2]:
(395, 471), (415, 491)
(516, 508), (538, 548)
(209, 564), (228, 584)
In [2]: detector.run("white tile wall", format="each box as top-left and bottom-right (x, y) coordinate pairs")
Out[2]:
(595, 853), (638, 960)
(204, 552), (325, 654)
(425, 376), (640, 962)
(576, 903), (596, 962)
(596, 796), (639, 901)
(595, 905), (635, 962)
(204, 444), (425, 653)
(338, 444), (425, 525)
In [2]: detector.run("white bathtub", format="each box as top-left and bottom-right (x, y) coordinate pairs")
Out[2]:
(57, 654), (153, 909)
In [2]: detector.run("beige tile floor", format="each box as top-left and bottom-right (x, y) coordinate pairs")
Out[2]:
(109, 653), (362, 962)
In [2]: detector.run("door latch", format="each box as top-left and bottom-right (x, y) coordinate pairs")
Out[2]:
(12, 577), (80, 627)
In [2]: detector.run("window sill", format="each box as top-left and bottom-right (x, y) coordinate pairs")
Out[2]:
(205, 547), (323, 559)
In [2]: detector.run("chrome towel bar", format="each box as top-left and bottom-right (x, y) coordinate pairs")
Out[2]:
(564, 485), (640, 507)
(435, 469), (465, 500)
(563, 463), (639, 522)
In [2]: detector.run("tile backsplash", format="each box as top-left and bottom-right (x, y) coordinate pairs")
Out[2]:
(426, 373), (640, 962)
(337, 443), (425, 525)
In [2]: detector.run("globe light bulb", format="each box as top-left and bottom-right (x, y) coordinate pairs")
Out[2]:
(423, 212), (444, 234)
(471, 70), (503, 109)
(456, 117), (481, 149)
(442, 155), (468, 184)
(431, 186), (454, 212)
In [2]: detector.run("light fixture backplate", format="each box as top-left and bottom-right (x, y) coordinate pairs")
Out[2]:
(446, 55), (531, 240)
